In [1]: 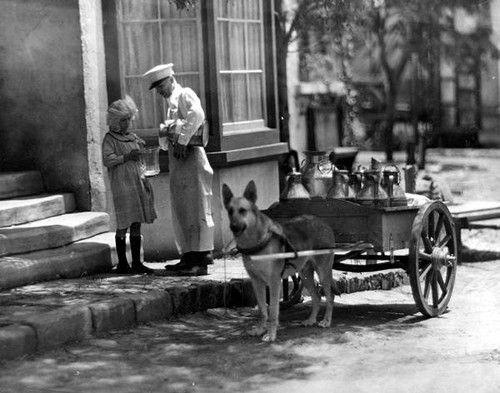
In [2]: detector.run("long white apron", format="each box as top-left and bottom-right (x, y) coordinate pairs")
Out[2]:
(168, 146), (214, 253)
(159, 83), (214, 254)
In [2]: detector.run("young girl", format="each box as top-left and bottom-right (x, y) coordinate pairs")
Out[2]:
(102, 96), (157, 274)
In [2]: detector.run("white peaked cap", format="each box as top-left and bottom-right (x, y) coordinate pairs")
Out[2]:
(143, 63), (175, 90)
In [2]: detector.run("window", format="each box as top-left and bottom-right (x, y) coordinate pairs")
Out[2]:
(217, 0), (265, 130)
(107, 0), (282, 159)
(440, 57), (480, 130)
(115, 0), (203, 136)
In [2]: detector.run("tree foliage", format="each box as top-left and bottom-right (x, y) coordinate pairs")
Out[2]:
(277, 0), (497, 160)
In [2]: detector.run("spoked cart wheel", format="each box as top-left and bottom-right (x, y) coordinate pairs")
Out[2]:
(280, 274), (303, 310)
(408, 201), (458, 317)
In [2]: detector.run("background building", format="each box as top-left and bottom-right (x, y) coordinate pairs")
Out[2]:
(285, 0), (500, 163)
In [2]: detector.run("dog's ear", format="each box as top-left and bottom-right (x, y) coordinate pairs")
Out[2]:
(243, 180), (257, 204)
(222, 184), (233, 209)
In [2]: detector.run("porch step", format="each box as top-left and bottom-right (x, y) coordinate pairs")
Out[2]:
(0, 239), (114, 291)
(0, 171), (44, 200)
(0, 170), (118, 291)
(0, 232), (141, 291)
(0, 212), (110, 257)
(0, 193), (76, 227)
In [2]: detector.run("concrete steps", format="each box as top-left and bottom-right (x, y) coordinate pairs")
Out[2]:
(0, 171), (116, 291)
(0, 193), (76, 227)
(0, 212), (110, 257)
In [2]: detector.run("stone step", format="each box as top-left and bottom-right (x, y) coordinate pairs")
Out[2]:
(0, 236), (114, 291)
(0, 171), (44, 200)
(0, 212), (110, 257)
(0, 193), (76, 228)
(0, 232), (144, 291)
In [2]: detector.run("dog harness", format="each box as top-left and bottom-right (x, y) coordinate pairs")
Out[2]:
(236, 224), (299, 277)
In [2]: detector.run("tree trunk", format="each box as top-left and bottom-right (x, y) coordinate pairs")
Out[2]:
(383, 82), (398, 162)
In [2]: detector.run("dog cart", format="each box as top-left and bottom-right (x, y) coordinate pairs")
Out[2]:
(262, 198), (458, 318)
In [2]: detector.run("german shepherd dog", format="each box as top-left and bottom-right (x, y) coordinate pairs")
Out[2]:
(222, 180), (340, 342)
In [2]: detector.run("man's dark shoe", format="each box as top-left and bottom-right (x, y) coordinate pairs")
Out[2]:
(164, 253), (192, 271)
(177, 265), (209, 277)
(191, 251), (213, 266)
(205, 251), (214, 265)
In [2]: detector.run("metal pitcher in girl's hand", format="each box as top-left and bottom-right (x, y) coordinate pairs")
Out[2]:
(300, 151), (334, 198)
(141, 146), (160, 177)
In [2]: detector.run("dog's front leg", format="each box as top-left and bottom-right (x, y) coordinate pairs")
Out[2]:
(248, 279), (268, 337)
(262, 280), (281, 343)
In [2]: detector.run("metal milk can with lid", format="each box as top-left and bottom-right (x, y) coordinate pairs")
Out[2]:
(327, 168), (356, 200)
(280, 170), (311, 200)
(381, 164), (408, 207)
(355, 158), (389, 207)
(301, 151), (334, 198)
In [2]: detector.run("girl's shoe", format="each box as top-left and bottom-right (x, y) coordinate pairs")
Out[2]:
(115, 262), (133, 275)
(131, 261), (155, 275)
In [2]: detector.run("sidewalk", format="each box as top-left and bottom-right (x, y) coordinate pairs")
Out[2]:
(0, 256), (407, 361)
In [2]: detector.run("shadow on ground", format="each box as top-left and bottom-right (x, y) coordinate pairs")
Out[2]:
(461, 246), (500, 262)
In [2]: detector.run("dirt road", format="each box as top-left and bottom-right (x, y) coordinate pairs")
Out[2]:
(1, 258), (499, 393)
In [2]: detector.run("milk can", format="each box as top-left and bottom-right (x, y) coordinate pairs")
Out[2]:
(301, 151), (333, 198)
(381, 164), (407, 206)
(351, 165), (367, 195)
(355, 159), (389, 207)
(327, 168), (356, 200)
(280, 171), (311, 200)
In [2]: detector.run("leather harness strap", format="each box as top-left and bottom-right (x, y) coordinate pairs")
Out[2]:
(236, 225), (299, 277)
(236, 229), (275, 255)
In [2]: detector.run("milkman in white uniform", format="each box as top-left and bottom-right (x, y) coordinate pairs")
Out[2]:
(144, 63), (214, 276)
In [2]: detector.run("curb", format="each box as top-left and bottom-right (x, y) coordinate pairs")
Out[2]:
(0, 242), (114, 290)
(0, 271), (408, 362)
(0, 278), (257, 361)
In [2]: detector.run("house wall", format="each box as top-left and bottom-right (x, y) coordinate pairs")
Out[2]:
(79, 0), (108, 213)
(0, 0), (92, 210)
